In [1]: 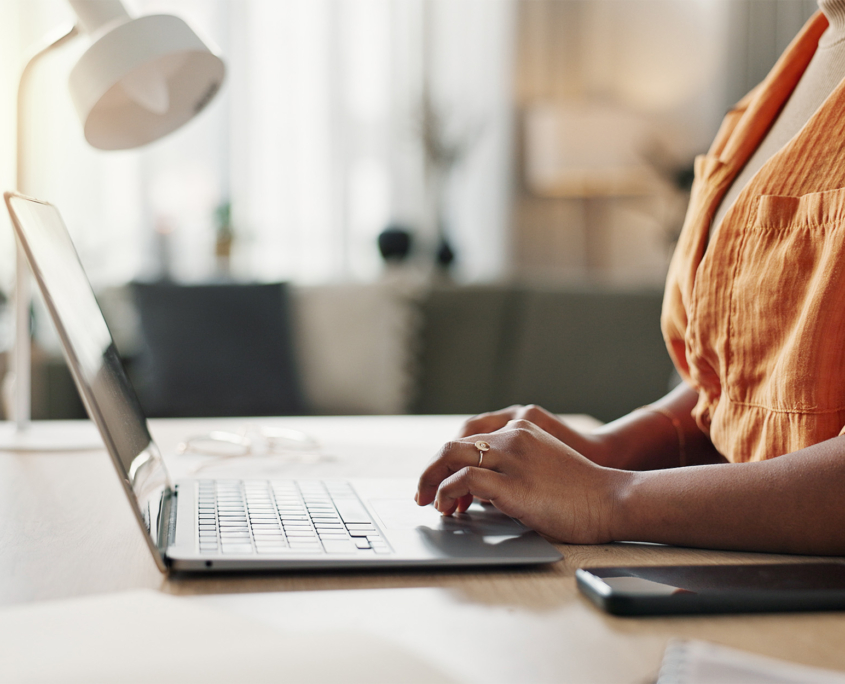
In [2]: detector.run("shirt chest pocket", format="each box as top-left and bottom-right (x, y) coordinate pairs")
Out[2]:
(726, 188), (845, 413)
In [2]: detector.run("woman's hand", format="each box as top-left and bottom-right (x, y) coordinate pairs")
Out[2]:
(456, 404), (616, 467)
(415, 419), (628, 544)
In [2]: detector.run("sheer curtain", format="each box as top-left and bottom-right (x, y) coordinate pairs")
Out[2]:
(229, 0), (516, 283)
(1, 0), (516, 293)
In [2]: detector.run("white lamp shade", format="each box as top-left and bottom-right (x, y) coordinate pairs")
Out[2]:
(68, 14), (225, 150)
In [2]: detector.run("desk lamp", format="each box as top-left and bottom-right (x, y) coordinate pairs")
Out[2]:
(3, 0), (225, 450)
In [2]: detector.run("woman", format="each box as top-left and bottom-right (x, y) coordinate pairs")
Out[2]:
(415, 2), (845, 556)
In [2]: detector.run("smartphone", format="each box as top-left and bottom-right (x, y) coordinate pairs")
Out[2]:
(576, 562), (845, 616)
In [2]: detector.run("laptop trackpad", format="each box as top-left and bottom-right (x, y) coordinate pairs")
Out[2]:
(369, 498), (526, 535)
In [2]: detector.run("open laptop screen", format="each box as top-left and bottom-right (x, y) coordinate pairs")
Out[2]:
(5, 192), (171, 567)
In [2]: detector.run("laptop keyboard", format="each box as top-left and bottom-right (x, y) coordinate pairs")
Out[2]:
(195, 480), (391, 555)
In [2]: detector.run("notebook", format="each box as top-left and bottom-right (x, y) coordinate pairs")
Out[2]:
(657, 640), (845, 684)
(4, 191), (561, 572)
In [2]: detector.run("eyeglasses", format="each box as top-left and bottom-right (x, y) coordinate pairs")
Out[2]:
(178, 426), (333, 471)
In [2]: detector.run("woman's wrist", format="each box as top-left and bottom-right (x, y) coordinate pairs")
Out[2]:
(561, 429), (621, 468)
(591, 392), (703, 471)
(588, 418), (647, 469)
(604, 468), (639, 542)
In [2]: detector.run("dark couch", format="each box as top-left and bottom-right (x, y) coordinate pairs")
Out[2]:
(413, 285), (674, 422)
(28, 284), (674, 424)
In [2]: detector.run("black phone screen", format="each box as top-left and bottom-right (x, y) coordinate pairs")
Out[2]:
(576, 562), (845, 616)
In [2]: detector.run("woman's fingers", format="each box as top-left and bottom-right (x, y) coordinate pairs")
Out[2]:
(457, 405), (544, 438)
(457, 404), (569, 441)
(416, 439), (501, 506)
(457, 410), (512, 438)
(434, 467), (508, 515)
(455, 493), (475, 513)
(516, 404), (563, 434)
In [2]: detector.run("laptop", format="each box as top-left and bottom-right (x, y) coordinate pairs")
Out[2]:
(4, 191), (561, 572)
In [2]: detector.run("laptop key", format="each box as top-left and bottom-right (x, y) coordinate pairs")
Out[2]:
(322, 540), (358, 554)
(333, 499), (372, 524)
(346, 523), (376, 531)
(221, 544), (254, 554)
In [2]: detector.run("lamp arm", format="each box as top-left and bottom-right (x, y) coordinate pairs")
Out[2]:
(11, 22), (80, 429)
(17, 23), (80, 190)
(67, 0), (129, 36)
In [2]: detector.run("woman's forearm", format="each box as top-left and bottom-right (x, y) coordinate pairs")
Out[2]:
(593, 382), (725, 470)
(609, 434), (845, 555)
(418, 397), (845, 552)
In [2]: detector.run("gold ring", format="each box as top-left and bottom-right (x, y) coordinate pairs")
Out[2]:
(475, 440), (490, 467)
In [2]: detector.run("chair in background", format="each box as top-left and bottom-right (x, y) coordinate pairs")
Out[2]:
(412, 284), (675, 423)
(503, 287), (675, 422)
(131, 282), (305, 418)
(412, 285), (523, 415)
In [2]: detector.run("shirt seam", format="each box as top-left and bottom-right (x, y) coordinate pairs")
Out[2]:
(721, 397), (845, 415)
(723, 213), (753, 406)
(754, 220), (843, 230)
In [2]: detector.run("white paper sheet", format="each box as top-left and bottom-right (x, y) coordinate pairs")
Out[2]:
(0, 589), (453, 684)
(658, 639), (845, 684)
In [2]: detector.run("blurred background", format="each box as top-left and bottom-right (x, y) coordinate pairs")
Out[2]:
(0, 0), (819, 423)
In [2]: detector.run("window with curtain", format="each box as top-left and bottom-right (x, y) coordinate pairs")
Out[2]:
(1, 0), (516, 294)
(2, 0), (811, 295)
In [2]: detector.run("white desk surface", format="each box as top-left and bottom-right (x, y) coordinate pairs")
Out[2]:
(2, 415), (845, 683)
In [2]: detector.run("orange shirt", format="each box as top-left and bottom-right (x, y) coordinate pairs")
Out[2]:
(662, 11), (845, 463)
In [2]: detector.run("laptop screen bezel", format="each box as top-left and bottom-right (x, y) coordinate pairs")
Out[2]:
(4, 191), (172, 573)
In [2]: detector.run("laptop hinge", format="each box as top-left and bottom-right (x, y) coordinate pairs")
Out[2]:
(156, 485), (178, 560)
